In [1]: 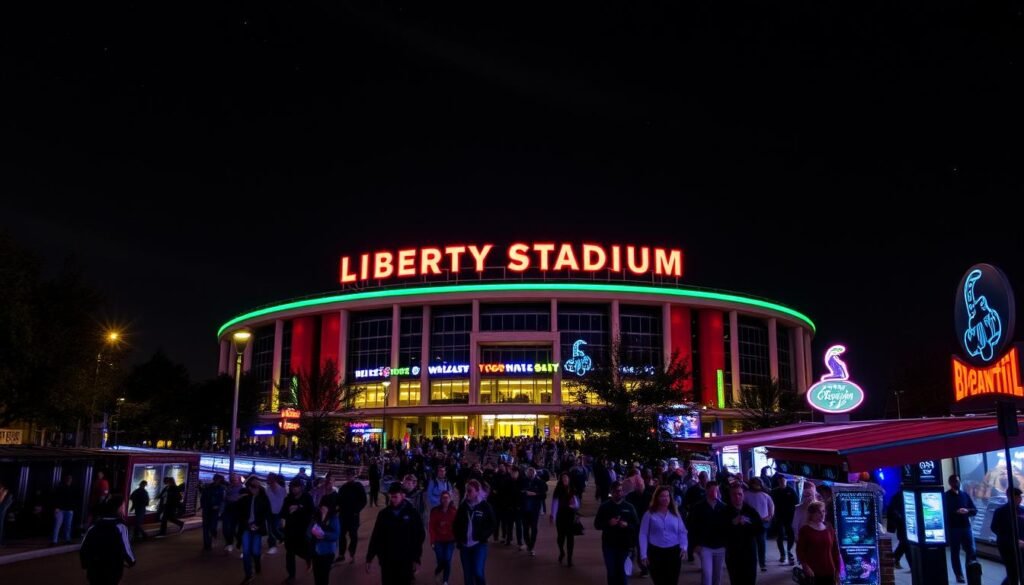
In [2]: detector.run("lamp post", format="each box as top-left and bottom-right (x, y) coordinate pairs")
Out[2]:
(381, 380), (391, 450)
(90, 330), (121, 448)
(112, 397), (125, 449)
(229, 330), (252, 478)
(894, 390), (905, 419)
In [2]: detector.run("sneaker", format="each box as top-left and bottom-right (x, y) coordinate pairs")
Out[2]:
(779, 556), (786, 564)
(956, 577), (965, 584)
(267, 546), (278, 555)
(226, 545), (235, 552)
(519, 544), (526, 552)
(761, 566), (768, 572)
(529, 550), (536, 557)
(239, 552), (245, 559)
(894, 561), (903, 570)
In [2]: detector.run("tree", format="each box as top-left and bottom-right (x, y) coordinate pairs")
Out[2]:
(287, 359), (363, 471)
(734, 378), (799, 431)
(561, 342), (693, 464)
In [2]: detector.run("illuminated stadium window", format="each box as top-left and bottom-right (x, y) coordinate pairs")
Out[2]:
(398, 380), (421, 406)
(250, 325), (276, 408)
(479, 378), (553, 404)
(620, 305), (663, 372)
(351, 382), (386, 408)
(562, 381), (606, 405)
(398, 308), (422, 369)
(348, 310), (392, 382)
(558, 303), (610, 370)
(738, 316), (771, 389)
(479, 303), (551, 331)
(430, 379), (469, 404)
(777, 327), (792, 391)
(426, 415), (468, 437)
(431, 306), (471, 366)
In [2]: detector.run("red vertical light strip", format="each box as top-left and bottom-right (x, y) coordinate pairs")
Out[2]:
(290, 316), (316, 378)
(669, 306), (693, 393)
(320, 313), (340, 373)
(698, 310), (725, 406)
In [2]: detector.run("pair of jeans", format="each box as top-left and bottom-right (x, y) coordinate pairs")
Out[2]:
(241, 530), (263, 577)
(602, 544), (631, 585)
(754, 528), (768, 568)
(776, 519), (795, 559)
(266, 513), (282, 547)
(520, 510), (540, 551)
(222, 509), (238, 547)
(699, 546), (726, 585)
(434, 541), (455, 582)
(648, 544), (682, 585)
(339, 514), (359, 558)
(948, 526), (977, 577)
(133, 509), (146, 539)
(52, 509), (74, 543)
(460, 542), (489, 585)
(312, 553), (333, 585)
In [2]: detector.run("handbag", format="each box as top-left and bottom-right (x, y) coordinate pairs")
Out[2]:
(791, 566), (811, 585)
(572, 515), (584, 536)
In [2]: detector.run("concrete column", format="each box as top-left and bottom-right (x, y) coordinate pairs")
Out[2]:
(389, 305), (400, 407)
(551, 299), (561, 404)
(793, 327), (807, 393)
(219, 340), (230, 375)
(421, 305), (431, 405)
(270, 320), (285, 412)
(662, 303), (672, 371)
(729, 311), (741, 404)
(804, 331), (814, 386)
(768, 318), (778, 383)
(243, 340), (253, 374)
(470, 300), (480, 404)
(337, 310), (349, 383)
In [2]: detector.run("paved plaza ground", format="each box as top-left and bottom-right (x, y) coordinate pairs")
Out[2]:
(0, 484), (1011, 585)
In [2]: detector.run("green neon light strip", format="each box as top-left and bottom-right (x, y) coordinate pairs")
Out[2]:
(217, 283), (815, 338)
(717, 369), (726, 409)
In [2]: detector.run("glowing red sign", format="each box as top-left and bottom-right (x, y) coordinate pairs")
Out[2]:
(339, 242), (684, 284)
(952, 346), (1024, 402)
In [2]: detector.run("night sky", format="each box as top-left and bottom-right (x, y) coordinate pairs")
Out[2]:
(4, 2), (1022, 418)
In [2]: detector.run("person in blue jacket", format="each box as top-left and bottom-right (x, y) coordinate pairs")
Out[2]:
(308, 501), (341, 585)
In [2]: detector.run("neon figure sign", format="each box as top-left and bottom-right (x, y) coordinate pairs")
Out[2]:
(806, 345), (865, 414)
(564, 339), (593, 377)
(962, 269), (1004, 363)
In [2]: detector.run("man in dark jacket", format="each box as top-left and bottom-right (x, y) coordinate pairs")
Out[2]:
(991, 487), (1024, 585)
(200, 474), (226, 551)
(944, 474), (978, 584)
(722, 483), (764, 585)
(690, 482), (727, 584)
(595, 481), (640, 585)
(128, 480), (150, 541)
(770, 474), (798, 565)
(236, 477), (272, 584)
(368, 458), (382, 507)
(80, 496), (135, 585)
(282, 478), (315, 581)
(156, 477), (184, 536)
(52, 474), (78, 545)
(366, 482), (426, 585)
(337, 477), (368, 562)
(453, 479), (496, 585)
(519, 467), (547, 556)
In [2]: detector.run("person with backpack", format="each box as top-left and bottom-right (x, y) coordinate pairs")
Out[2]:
(80, 496), (136, 585)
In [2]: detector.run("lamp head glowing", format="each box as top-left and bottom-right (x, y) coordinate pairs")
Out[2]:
(232, 330), (252, 354)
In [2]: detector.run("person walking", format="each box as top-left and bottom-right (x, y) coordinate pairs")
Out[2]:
(200, 474), (226, 551)
(550, 472), (581, 566)
(887, 489), (911, 570)
(337, 476), (368, 562)
(744, 477), (775, 573)
(308, 501), (341, 585)
(265, 473), (286, 555)
(796, 501), (840, 585)
(770, 474), (798, 565)
(368, 458), (382, 507)
(991, 487), (1024, 585)
(156, 477), (184, 536)
(454, 479), (497, 585)
(79, 496), (136, 585)
(52, 474), (78, 545)
(128, 480), (150, 542)
(366, 482), (426, 585)
(690, 482), (727, 585)
(282, 478), (315, 583)
(223, 474), (244, 552)
(236, 477), (272, 585)
(595, 480), (640, 585)
(639, 485), (688, 585)
(722, 482), (764, 585)
(944, 474), (978, 584)
(519, 466), (547, 556)
(430, 490), (458, 585)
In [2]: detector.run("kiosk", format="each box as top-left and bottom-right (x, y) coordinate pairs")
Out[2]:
(901, 459), (949, 585)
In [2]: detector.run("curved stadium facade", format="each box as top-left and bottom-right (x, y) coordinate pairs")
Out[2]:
(217, 243), (815, 441)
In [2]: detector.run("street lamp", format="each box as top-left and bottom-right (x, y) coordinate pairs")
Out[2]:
(894, 390), (905, 419)
(112, 397), (125, 449)
(90, 330), (122, 448)
(229, 330), (252, 478)
(381, 380), (391, 449)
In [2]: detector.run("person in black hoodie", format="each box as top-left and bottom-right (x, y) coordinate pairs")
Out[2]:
(337, 476), (368, 562)
(80, 496), (135, 585)
(722, 483), (764, 585)
(454, 479), (496, 585)
(366, 482), (426, 585)
(282, 478), (315, 582)
(236, 477), (272, 585)
(519, 467), (547, 556)
(595, 481), (641, 585)
(690, 481), (727, 585)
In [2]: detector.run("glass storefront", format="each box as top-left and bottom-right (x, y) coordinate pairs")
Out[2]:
(430, 379), (470, 404)
(479, 378), (552, 404)
(398, 381), (421, 406)
(957, 448), (1024, 543)
(130, 463), (190, 513)
(425, 415), (469, 437)
(351, 382), (386, 408)
(480, 414), (553, 438)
